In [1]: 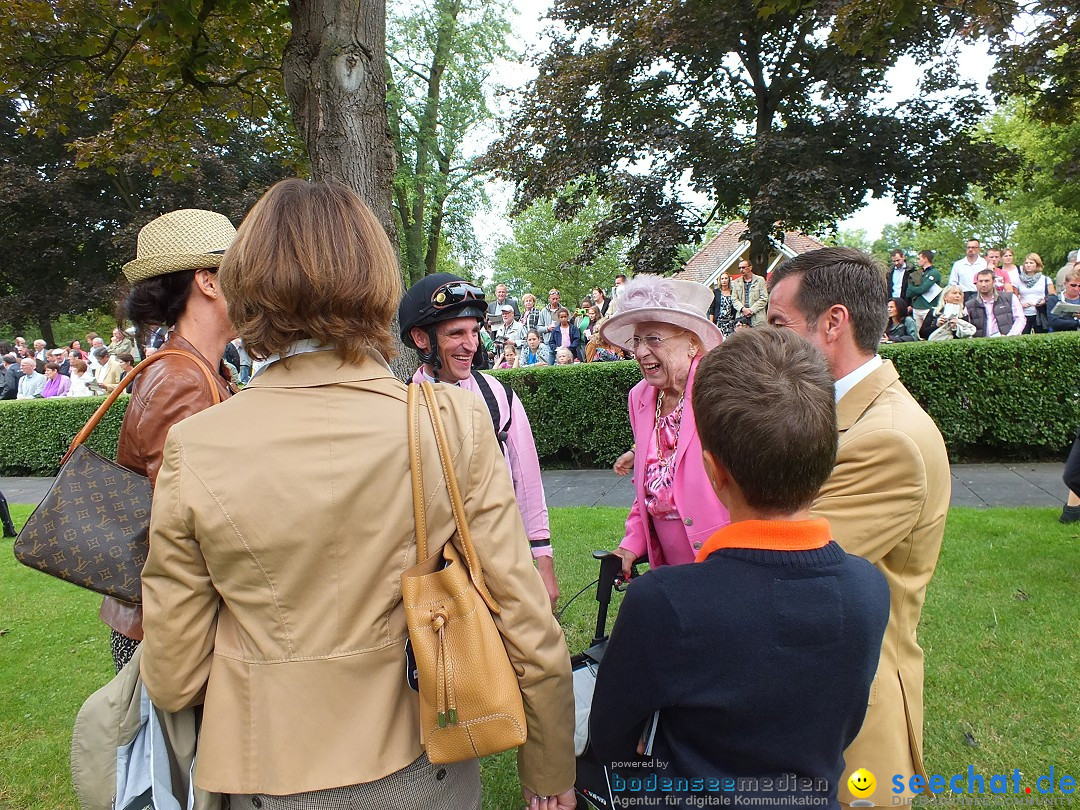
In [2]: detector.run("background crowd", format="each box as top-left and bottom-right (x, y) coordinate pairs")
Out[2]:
(4, 241), (1078, 402)
(701, 240), (1080, 344)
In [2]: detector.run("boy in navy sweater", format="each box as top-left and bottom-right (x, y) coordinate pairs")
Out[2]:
(591, 327), (890, 809)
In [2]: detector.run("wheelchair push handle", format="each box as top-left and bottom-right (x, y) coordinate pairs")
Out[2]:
(589, 549), (643, 647)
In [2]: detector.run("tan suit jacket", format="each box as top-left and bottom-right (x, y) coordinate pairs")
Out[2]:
(729, 273), (769, 326)
(139, 350), (574, 797)
(812, 361), (949, 805)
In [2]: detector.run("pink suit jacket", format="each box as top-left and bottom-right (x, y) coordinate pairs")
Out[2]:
(618, 359), (730, 564)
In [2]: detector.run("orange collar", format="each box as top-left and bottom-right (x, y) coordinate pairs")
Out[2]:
(694, 519), (832, 563)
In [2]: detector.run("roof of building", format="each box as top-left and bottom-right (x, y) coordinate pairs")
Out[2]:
(677, 222), (827, 285)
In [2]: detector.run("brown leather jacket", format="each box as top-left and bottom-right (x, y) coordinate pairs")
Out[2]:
(100, 334), (234, 639)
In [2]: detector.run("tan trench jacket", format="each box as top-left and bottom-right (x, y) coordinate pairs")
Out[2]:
(139, 350), (574, 797)
(812, 361), (950, 805)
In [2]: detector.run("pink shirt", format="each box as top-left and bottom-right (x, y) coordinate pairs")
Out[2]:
(412, 368), (551, 556)
(979, 293), (1026, 337)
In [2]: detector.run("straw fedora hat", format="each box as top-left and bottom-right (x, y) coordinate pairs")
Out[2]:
(599, 275), (723, 352)
(122, 209), (237, 283)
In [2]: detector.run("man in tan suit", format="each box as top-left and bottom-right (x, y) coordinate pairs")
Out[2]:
(729, 258), (769, 326)
(768, 247), (950, 807)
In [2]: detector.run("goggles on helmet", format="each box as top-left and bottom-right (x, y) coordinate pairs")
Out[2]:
(431, 281), (485, 310)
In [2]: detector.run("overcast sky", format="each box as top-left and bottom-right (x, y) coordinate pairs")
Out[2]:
(474, 0), (998, 271)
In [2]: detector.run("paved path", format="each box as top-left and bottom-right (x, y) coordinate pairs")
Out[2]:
(1, 463), (1068, 510)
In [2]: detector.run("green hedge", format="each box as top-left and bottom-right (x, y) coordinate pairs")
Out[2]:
(3, 334), (1078, 476)
(877, 333), (1080, 457)
(0, 396), (129, 475)
(491, 333), (1080, 466)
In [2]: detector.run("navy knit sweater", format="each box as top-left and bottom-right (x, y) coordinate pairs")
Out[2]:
(590, 529), (889, 808)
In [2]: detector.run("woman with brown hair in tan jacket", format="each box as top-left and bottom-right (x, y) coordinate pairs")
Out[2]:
(139, 179), (575, 810)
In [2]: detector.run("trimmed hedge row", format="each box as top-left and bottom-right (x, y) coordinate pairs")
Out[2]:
(2, 333), (1078, 476)
(0, 395), (129, 476)
(492, 333), (1080, 466)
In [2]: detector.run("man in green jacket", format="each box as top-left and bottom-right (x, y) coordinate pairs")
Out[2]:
(907, 250), (943, 328)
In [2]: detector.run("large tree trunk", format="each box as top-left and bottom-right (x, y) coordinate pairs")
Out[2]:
(283, 0), (396, 229)
(36, 317), (56, 350)
(283, 0), (416, 379)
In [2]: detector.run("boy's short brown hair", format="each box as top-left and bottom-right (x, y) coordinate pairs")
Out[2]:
(219, 178), (402, 364)
(692, 327), (837, 514)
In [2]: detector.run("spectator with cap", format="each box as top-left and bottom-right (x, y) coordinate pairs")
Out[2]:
(399, 273), (561, 608)
(493, 303), (528, 352)
(16, 357), (45, 398)
(51, 347), (70, 376)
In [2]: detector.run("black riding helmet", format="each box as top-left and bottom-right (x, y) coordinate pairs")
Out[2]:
(398, 273), (489, 376)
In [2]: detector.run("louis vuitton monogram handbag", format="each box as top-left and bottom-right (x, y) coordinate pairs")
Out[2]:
(14, 349), (221, 603)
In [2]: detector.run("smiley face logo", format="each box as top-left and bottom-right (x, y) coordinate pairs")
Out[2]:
(848, 768), (876, 798)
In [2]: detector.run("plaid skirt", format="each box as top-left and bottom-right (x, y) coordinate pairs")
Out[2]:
(228, 754), (481, 810)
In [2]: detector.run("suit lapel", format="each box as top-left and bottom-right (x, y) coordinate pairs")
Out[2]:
(836, 361), (900, 432)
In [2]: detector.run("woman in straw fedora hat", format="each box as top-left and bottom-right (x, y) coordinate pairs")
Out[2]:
(100, 208), (239, 673)
(598, 275), (731, 580)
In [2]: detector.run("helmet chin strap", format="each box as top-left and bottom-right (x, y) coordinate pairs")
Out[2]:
(420, 325), (442, 383)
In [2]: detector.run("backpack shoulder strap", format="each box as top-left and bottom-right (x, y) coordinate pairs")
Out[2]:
(471, 371), (513, 446)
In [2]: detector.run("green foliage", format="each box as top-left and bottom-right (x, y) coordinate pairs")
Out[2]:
(826, 228), (872, 254)
(494, 190), (628, 304)
(989, 2), (1080, 122)
(0, 0), (298, 175)
(388, 0), (512, 284)
(47, 310), (124, 348)
(879, 334), (1080, 457)
(507, 336), (1080, 466)
(5, 336), (1078, 476)
(0, 397), (128, 476)
(9, 504), (1078, 808)
(487, 0), (1017, 277)
(490, 361), (642, 467)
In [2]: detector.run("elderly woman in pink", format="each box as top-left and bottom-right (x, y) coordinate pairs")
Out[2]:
(599, 276), (730, 578)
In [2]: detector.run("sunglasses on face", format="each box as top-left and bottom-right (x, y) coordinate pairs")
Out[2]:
(431, 282), (485, 309)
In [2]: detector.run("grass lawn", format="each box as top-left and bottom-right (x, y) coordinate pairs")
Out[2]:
(1, 505), (1077, 808)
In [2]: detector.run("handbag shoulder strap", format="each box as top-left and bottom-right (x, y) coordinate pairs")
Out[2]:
(415, 380), (503, 615)
(408, 382), (429, 561)
(61, 348), (223, 465)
